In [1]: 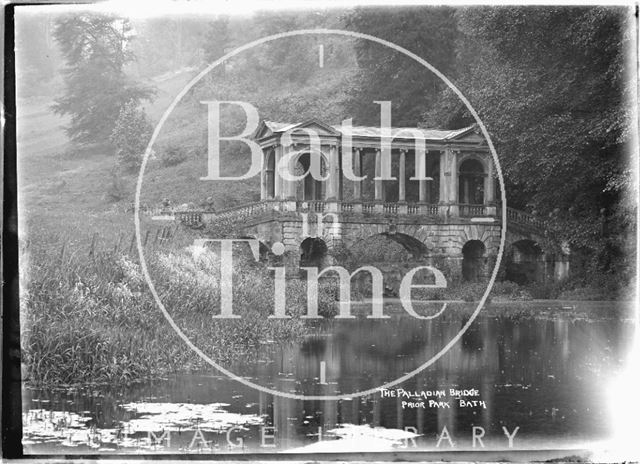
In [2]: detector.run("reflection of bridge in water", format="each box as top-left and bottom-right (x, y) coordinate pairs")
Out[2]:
(178, 119), (569, 283)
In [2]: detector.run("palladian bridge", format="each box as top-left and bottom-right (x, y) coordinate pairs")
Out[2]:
(177, 119), (569, 284)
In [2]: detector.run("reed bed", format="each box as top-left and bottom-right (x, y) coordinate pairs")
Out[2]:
(20, 235), (336, 387)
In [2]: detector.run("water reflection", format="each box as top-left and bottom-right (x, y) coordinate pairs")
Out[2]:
(23, 308), (633, 454)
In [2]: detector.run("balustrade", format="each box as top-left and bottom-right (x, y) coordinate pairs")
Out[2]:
(173, 200), (527, 231)
(383, 203), (399, 214)
(459, 204), (486, 217)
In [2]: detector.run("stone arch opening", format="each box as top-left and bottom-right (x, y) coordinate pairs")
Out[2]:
(345, 232), (431, 297)
(348, 232), (428, 263)
(458, 159), (485, 205)
(383, 232), (428, 259)
(426, 152), (440, 204)
(294, 152), (327, 201)
(300, 237), (328, 269)
(505, 239), (545, 284)
(462, 239), (486, 282)
(265, 150), (275, 199)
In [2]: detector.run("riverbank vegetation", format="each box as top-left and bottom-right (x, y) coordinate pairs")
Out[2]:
(20, 237), (339, 387)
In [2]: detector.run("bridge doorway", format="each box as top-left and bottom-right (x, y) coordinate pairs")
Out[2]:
(295, 152), (325, 201)
(426, 154), (440, 204)
(459, 159), (485, 205)
(265, 150), (275, 199)
(505, 240), (545, 284)
(462, 240), (486, 282)
(300, 237), (328, 269)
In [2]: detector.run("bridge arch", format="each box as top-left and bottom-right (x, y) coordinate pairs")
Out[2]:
(462, 239), (487, 282)
(346, 232), (429, 263)
(299, 237), (328, 269)
(380, 232), (429, 258)
(504, 239), (546, 284)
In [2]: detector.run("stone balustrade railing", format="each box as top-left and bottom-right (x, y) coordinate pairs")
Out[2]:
(503, 206), (545, 230)
(172, 201), (506, 226)
(163, 200), (544, 233)
(459, 204), (487, 217)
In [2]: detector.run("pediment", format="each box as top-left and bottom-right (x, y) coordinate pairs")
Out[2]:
(452, 131), (486, 144)
(447, 125), (486, 145)
(292, 118), (341, 137)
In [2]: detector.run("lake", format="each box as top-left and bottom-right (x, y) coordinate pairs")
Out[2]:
(22, 302), (633, 455)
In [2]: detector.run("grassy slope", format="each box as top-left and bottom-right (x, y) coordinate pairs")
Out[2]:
(17, 70), (235, 251)
(18, 59), (356, 253)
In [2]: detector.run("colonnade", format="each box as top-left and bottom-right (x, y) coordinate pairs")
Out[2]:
(260, 144), (496, 208)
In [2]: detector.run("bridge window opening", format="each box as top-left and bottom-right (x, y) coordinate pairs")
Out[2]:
(295, 152), (325, 201)
(458, 159), (485, 205)
(266, 150), (275, 199)
(505, 240), (544, 284)
(361, 151), (376, 201)
(300, 237), (328, 269)
(427, 154), (440, 204)
(405, 152), (420, 203)
(462, 240), (486, 282)
(383, 155), (401, 202)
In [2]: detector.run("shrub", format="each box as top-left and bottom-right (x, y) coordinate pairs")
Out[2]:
(160, 144), (189, 167)
(526, 282), (563, 299)
(110, 101), (153, 172)
(490, 281), (533, 300)
(446, 282), (491, 302)
(105, 168), (128, 202)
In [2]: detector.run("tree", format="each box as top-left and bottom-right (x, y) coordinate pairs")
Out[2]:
(110, 100), (153, 172)
(203, 16), (230, 65)
(52, 13), (154, 145)
(344, 6), (459, 125)
(424, 6), (634, 278)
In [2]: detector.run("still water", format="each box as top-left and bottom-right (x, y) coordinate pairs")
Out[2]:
(22, 303), (633, 454)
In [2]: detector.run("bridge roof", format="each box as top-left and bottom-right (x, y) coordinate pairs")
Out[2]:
(259, 120), (478, 142)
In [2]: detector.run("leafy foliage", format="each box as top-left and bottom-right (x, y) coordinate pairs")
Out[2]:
(421, 6), (634, 279)
(203, 16), (230, 65)
(344, 6), (459, 125)
(159, 143), (189, 168)
(52, 13), (154, 145)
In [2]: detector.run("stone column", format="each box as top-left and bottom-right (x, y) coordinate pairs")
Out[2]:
(424, 150), (432, 204)
(353, 148), (362, 200)
(327, 144), (339, 201)
(419, 149), (428, 203)
(285, 145), (297, 200)
(449, 149), (459, 205)
(438, 150), (447, 204)
(274, 144), (283, 199)
(485, 155), (495, 204)
(399, 149), (406, 202)
(443, 148), (459, 216)
(260, 149), (267, 200)
(374, 148), (383, 201)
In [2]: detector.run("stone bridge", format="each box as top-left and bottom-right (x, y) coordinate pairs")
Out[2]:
(176, 200), (568, 284)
